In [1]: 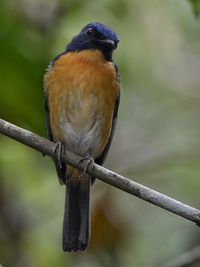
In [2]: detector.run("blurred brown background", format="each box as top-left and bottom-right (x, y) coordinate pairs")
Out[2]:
(0, 0), (200, 266)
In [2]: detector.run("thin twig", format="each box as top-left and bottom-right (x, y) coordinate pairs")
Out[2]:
(157, 245), (200, 267)
(1, 118), (200, 226)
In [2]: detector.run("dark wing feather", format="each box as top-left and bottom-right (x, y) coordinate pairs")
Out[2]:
(44, 92), (66, 183)
(44, 93), (53, 141)
(95, 64), (120, 166)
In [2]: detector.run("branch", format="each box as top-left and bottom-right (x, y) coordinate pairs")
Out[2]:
(1, 118), (200, 226)
(158, 245), (200, 267)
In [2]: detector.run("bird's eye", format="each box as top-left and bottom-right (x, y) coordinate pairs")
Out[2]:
(86, 28), (94, 37)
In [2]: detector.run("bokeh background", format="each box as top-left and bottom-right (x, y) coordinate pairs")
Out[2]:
(0, 0), (200, 266)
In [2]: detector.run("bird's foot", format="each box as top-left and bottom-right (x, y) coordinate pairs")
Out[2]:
(53, 141), (65, 169)
(78, 156), (94, 180)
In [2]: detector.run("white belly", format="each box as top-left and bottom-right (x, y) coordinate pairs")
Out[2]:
(59, 114), (102, 157)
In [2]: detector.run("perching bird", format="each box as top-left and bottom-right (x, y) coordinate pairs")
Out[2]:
(44, 22), (120, 252)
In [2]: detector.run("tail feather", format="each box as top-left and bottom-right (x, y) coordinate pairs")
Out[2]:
(62, 175), (90, 252)
(78, 179), (90, 246)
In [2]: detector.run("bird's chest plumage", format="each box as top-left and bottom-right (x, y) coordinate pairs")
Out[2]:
(44, 50), (118, 158)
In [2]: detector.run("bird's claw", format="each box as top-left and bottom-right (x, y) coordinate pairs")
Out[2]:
(78, 156), (94, 180)
(53, 141), (65, 169)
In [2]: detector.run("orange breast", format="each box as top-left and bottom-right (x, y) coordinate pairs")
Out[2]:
(44, 50), (118, 158)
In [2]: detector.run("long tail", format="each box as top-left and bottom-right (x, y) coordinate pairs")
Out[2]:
(62, 175), (90, 252)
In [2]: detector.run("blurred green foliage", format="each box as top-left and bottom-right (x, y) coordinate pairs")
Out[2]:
(0, 0), (200, 267)
(188, 0), (200, 17)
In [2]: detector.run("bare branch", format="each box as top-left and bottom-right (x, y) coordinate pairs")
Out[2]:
(1, 118), (200, 226)
(157, 245), (200, 267)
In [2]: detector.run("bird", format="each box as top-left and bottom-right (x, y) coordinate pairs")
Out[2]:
(44, 22), (120, 252)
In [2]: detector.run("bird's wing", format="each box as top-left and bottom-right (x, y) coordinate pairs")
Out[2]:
(44, 93), (53, 141)
(44, 92), (66, 183)
(95, 65), (120, 166)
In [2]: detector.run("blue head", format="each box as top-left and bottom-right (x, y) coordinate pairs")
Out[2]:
(66, 22), (120, 61)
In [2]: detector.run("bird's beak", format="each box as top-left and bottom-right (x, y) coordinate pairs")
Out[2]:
(96, 39), (117, 49)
